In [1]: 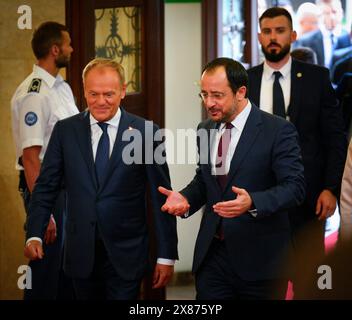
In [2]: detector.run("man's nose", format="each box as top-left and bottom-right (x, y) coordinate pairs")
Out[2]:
(97, 94), (106, 105)
(270, 32), (277, 40)
(203, 96), (216, 108)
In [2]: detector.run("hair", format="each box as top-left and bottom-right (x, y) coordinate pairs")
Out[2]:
(82, 58), (125, 85)
(259, 7), (293, 29)
(202, 57), (248, 97)
(296, 2), (320, 20)
(291, 47), (318, 65)
(315, 0), (340, 5)
(31, 21), (68, 60)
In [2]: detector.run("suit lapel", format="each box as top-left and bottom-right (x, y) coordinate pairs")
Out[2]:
(202, 120), (218, 185)
(224, 105), (262, 191)
(249, 65), (263, 107)
(316, 31), (325, 65)
(74, 111), (98, 189)
(287, 59), (304, 124)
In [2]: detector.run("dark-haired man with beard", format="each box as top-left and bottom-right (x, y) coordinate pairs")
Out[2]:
(11, 21), (78, 299)
(247, 7), (347, 298)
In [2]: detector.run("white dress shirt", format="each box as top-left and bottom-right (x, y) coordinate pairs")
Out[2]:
(211, 101), (252, 175)
(320, 25), (337, 68)
(260, 57), (292, 118)
(90, 108), (121, 159)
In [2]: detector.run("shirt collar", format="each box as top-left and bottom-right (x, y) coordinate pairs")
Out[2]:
(219, 100), (252, 133)
(89, 107), (122, 128)
(33, 64), (64, 88)
(320, 25), (341, 38)
(263, 56), (292, 81)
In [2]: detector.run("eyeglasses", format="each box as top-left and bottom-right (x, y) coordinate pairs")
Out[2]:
(198, 92), (227, 101)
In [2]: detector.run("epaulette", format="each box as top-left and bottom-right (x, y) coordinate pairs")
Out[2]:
(27, 78), (42, 93)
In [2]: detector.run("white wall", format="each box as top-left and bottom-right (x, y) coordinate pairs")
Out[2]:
(165, 2), (202, 272)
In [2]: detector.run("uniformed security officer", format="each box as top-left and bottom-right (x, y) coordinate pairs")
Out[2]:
(11, 21), (78, 299)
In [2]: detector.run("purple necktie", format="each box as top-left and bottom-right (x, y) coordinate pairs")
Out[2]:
(215, 122), (233, 190)
(215, 122), (233, 240)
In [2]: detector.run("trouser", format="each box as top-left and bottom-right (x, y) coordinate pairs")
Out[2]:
(288, 202), (326, 299)
(195, 238), (288, 300)
(72, 227), (142, 300)
(20, 175), (75, 300)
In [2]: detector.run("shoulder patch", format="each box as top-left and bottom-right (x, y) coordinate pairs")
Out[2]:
(24, 112), (38, 126)
(27, 78), (42, 93)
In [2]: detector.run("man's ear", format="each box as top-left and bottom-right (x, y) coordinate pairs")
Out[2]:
(236, 86), (247, 101)
(120, 84), (127, 99)
(50, 44), (60, 57)
(291, 30), (297, 43)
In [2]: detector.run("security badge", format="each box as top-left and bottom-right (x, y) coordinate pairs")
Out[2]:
(27, 78), (42, 93)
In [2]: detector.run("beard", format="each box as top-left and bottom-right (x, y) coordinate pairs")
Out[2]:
(261, 43), (291, 62)
(55, 53), (70, 68)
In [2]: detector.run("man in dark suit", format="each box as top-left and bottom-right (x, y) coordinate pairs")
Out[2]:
(295, 0), (351, 68)
(247, 7), (347, 296)
(332, 49), (352, 84)
(159, 58), (305, 300)
(24, 58), (178, 299)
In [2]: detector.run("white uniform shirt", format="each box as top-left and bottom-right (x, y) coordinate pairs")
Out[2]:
(11, 64), (78, 169)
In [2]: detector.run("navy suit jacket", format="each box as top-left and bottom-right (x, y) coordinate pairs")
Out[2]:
(295, 29), (351, 66)
(26, 108), (178, 280)
(248, 59), (347, 212)
(332, 52), (352, 84)
(181, 105), (305, 281)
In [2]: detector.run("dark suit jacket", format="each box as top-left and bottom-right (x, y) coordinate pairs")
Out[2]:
(295, 29), (351, 66)
(26, 108), (178, 280)
(336, 73), (352, 130)
(332, 52), (352, 84)
(181, 105), (305, 281)
(248, 59), (347, 213)
(331, 45), (352, 76)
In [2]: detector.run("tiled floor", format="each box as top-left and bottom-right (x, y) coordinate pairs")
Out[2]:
(166, 285), (196, 300)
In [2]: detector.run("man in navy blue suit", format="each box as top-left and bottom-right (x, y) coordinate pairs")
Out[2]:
(295, 0), (351, 68)
(247, 7), (347, 297)
(332, 49), (352, 84)
(24, 58), (178, 299)
(159, 58), (305, 299)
